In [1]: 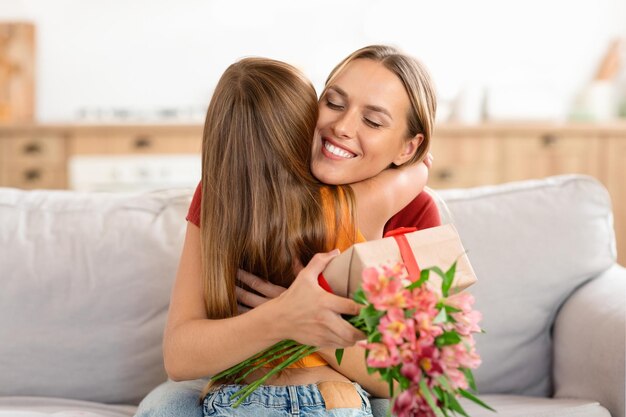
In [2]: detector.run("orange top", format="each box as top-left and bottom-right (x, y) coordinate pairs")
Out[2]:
(274, 186), (366, 368)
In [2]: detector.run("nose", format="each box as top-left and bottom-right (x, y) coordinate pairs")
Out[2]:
(331, 109), (358, 139)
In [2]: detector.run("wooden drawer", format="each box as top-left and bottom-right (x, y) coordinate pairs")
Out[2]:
(428, 134), (501, 189)
(502, 133), (602, 182)
(5, 134), (66, 168)
(5, 166), (66, 189)
(70, 131), (202, 155)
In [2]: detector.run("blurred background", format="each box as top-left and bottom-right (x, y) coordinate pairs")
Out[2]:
(0, 0), (625, 261)
(1, 0), (625, 122)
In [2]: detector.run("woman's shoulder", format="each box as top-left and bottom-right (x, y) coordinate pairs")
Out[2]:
(384, 190), (441, 233)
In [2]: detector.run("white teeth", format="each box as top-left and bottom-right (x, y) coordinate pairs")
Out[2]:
(324, 141), (355, 159)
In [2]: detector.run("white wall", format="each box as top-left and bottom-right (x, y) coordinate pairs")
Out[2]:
(1, 0), (625, 122)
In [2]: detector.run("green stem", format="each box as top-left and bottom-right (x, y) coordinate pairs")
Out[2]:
(233, 343), (303, 384)
(231, 345), (318, 407)
(211, 339), (296, 381)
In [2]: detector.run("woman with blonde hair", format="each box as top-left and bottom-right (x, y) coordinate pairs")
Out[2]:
(138, 45), (440, 417)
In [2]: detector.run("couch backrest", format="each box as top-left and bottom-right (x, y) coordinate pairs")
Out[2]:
(436, 175), (616, 397)
(0, 187), (191, 404)
(0, 175), (617, 404)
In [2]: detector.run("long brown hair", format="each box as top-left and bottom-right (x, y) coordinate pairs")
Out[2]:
(200, 57), (355, 320)
(324, 45), (437, 166)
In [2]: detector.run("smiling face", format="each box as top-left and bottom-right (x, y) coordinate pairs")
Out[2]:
(311, 58), (422, 185)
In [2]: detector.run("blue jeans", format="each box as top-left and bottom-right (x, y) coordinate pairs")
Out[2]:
(203, 383), (372, 417)
(135, 379), (390, 417)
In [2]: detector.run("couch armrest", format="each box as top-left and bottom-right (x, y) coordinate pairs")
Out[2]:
(553, 264), (626, 417)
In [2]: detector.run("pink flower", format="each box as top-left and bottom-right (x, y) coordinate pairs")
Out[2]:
(445, 367), (469, 390)
(362, 267), (408, 311)
(392, 389), (418, 417)
(362, 342), (400, 368)
(400, 361), (422, 383)
(445, 292), (475, 313)
(418, 345), (443, 377)
(441, 340), (482, 372)
(379, 308), (409, 345)
(414, 311), (443, 347)
(393, 389), (436, 417)
(407, 285), (439, 316)
(452, 309), (482, 336)
(362, 267), (388, 296)
(399, 341), (420, 363)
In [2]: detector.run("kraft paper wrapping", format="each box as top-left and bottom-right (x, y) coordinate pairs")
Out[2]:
(322, 224), (477, 298)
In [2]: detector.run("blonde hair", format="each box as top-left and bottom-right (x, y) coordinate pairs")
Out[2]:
(324, 45), (437, 166)
(200, 57), (355, 320)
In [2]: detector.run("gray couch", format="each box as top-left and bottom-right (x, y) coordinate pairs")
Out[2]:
(0, 175), (624, 417)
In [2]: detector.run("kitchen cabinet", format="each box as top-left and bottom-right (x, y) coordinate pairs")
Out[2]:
(501, 132), (602, 182)
(428, 133), (501, 189)
(0, 130), (67, 189)
(69, 128), (201, 155)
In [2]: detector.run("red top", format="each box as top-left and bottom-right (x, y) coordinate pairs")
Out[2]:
(186, 182), (441, 234)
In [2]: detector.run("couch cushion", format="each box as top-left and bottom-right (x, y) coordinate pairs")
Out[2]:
(457, 395), (611, 417)
(436, 175), (616, 397)
(0, 397), (136, 417)
(0, 187), (192, 404)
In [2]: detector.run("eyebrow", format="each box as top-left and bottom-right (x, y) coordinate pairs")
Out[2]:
(327, 86), (393, 120)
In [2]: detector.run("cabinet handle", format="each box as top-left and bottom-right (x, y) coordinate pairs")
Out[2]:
(541, 134), (558, 147)
(22, 142), (42, 154)
(436, 169), (454, 181)
(23, 169), (41, 181)
(134, 136), (152, 149)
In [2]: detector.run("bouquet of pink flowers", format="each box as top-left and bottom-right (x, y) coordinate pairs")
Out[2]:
(343, 262), (493, 417)
(211, 261), (493, 417)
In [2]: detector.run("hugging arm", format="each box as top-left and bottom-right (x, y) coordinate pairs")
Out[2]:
(163, 224), (363, 381)
(350, 159), (429, 240)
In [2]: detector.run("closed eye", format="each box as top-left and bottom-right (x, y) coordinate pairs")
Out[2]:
(364, 118), (382, 128)
(325, 99), (344, 110)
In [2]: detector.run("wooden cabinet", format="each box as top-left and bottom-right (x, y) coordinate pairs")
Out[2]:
(69, 129), (201, 155)
(432, 123), (626, 265)
(428, 134), (501, 189)
(0, 131), (67, 189)
(501, 132), (602, 182)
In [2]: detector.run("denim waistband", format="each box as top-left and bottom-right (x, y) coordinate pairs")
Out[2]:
(203, 383), (371, 415)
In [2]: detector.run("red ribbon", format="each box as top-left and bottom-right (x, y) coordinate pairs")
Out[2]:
(317, 273), (333, 294)
(384, 227), (421, 281)
(317, 227), (421, 293)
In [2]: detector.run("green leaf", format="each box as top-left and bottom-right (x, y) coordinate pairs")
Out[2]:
(419, 379), (446, 417)
(442, 261), (457, 297)
(461, 368), (477, 392)
(444, 305), (462, 314)
(353, 288), (368, 305)
(428, 266), (447, 280)
(458, 389), (496, 412)
(408, 269), (430, 289)
(363, 305), (383, 331)
(433, 307), (448, 324)
(435, 331), (462, 347)
(335, 348), (344, 365)
(446, 392), (470, 417)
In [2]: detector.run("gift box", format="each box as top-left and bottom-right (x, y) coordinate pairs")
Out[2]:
(321, 224), (477, 298)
